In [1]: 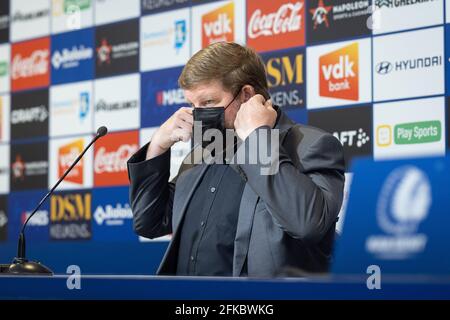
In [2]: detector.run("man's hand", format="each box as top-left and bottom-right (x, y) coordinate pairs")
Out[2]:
(146, 107), (193, 160)
(234, 95), (277, 140)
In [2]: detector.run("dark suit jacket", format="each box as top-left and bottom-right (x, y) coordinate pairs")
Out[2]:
(127, 110), (345, 277)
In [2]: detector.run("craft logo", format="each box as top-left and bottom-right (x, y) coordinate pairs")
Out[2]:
(11, 106), (48, 125)
(11, 37), (50, 92)
(202, 2), (234, 48)
(375, 55), (442, 75)
(10, 92), (48, 137)
(377, 121), (442, 147)
(94, 131), (139, 187)
(366, 166), (431, 259)
(333, 128), (370, 148)
(11, 89), (49, 140)
(142, 0), (189, 14)
(10, 142), (48, 191)
(247, 0), (305, 52)
(58, 139), (84, 185)
(308, 0), (370, 44)
(50, 191), (92, 240)
(262, 49), (305, 108)
(95, 20), (139, 77)
(319, 42), (359, 101)
(308, 106), (372, 170)
(375, 0), (438, 9)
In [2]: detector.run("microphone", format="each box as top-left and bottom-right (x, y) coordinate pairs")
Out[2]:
(7, 126), (108, 275)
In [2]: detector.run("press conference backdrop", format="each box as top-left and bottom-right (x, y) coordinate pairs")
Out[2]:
(0, 0), (449, 274)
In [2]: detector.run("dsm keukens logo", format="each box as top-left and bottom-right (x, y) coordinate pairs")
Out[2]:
(366, 166), (431, 259)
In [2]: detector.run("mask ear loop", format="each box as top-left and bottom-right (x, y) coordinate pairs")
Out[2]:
(223, 87), (243, 111)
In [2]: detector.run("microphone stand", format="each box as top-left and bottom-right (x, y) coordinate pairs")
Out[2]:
(6, 127), (108, 275)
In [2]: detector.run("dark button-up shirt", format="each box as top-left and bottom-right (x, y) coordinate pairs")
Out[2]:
(176, 164), (246, 276)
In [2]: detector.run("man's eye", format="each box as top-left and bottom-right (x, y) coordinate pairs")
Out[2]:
(204, 100), (215, 106)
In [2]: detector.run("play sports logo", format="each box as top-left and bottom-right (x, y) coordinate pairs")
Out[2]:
(319, 42), (359, 101)
(377, 120), (442, 147)
(202, 2), (234, 48)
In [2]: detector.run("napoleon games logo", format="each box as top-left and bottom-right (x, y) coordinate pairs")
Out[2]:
(310, 0), (332, 29)
(58, 139), (84, 185)
(366, 166), (431, 259)
(319, 42), (359, 101)
(202, 2), (234, 48)
(96, 38), (112, 65)
(50, 191), (92, 240)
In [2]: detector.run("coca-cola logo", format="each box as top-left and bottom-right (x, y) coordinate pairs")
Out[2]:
(12, 49), (49, 80)
(94, 144), (138, 174)
(248, 2), (303, 39)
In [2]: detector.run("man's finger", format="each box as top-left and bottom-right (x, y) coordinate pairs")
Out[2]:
(178, 111), (194, 125)
(251, 94), (266, 105)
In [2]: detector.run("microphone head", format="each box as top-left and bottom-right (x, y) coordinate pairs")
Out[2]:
(96, 126), (108, 137)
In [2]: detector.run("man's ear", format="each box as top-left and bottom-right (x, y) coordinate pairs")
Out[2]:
(241, 85), (256, 103)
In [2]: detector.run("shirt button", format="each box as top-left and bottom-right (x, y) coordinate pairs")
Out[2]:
(210, 187), (216, 193)
(190, 256), (195, 262)
(200, 221), (205, 227)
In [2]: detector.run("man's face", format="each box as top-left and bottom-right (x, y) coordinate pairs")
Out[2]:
(183, 80), (241, 129)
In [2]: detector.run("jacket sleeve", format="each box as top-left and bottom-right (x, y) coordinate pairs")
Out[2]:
(127, 143), (174, 239)
(231, 126), (345, 244)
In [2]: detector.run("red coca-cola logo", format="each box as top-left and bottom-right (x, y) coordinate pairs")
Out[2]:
(94, 131), (139, 187)
(246, 0), (305, 52)
(94, 144), (137, 174)
(11, 37), (50, 92)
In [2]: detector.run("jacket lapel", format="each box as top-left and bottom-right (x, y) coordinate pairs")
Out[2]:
(232, 108), (295, 276)
(233, 184), (259, 276)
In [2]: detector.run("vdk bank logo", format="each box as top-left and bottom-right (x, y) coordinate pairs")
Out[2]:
(319, 42), (359, 101)
(377, 121), (442, 147)
(58, 139), (85, 185)
(202, 2), (234, 48)
(366, 166), (431, 259)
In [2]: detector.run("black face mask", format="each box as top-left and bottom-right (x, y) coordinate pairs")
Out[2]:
(192, 90), (240, 149)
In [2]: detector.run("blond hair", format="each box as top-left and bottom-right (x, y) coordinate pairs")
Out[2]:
(179, 42), (270, 99)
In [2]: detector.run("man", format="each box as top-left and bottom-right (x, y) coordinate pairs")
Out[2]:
(127, 42), (345, 277)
